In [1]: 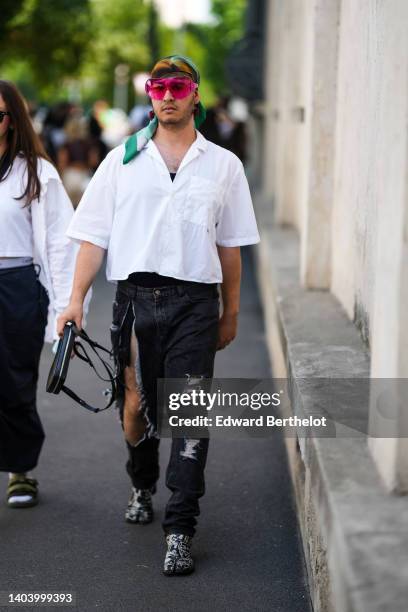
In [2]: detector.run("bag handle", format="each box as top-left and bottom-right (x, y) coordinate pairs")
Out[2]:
(54, 324), (118, 413)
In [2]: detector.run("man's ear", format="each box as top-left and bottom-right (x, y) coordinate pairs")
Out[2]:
(194, 89), (200, 104)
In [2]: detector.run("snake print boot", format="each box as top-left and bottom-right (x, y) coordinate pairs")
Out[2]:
(125, 487), (153, 524)
(163, 533), (194, 576)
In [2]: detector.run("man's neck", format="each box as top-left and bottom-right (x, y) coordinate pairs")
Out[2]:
(153, 122), (196, 149)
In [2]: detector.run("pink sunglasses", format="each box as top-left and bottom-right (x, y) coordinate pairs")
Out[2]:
(145, 77), (198, 100)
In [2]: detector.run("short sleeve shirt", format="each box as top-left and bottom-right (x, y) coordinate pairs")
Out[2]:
(66, 130), (260, 283)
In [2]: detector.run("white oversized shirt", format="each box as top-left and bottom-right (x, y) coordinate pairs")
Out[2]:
(66, 130), (260, 283)
(0, 156), (91, 341)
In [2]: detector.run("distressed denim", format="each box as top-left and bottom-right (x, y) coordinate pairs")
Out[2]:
(111, 280), (219, 536)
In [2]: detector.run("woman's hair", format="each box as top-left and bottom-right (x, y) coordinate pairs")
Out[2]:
(0, 80), (52, 205)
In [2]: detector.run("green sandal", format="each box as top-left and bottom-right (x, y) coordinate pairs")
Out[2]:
(7, 476), (39, 508)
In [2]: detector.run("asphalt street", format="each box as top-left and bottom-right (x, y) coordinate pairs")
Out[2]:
(0, 248), (312, 612)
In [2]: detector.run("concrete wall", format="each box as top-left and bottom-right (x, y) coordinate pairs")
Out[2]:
(330, 0), (377, 328)
(264, 0), (314, 232)
(258, 1), (408, 607)
(263, 0), (408, 341)
(366, 0), (408, 490)
(264, 0), (340, 288)
(300, 0), (340, 288)
(262, 0), (408, 488)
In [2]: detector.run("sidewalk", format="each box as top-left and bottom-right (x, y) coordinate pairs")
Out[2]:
(0, 248), (312, 612)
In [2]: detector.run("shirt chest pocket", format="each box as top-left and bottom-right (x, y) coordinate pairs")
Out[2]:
(183, 176), (220, 228)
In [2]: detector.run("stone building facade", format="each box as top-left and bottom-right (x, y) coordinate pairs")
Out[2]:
(249, 1), (408, 610)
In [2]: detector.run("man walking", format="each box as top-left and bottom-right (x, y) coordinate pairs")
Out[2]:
(58, 55), (260, 575)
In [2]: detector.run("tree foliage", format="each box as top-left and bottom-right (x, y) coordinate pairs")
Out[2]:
(1, 0), (92, 86)
(0, 0), (25, 42)
(79, 0), (150, 105)
(0, 0), (248, 105)
(199, 0), (247, 94)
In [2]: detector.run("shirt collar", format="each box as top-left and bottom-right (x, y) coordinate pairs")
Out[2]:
(144, 130), (209, 175)
(194, 130), (208, 151)
(145, 129), (208, 155)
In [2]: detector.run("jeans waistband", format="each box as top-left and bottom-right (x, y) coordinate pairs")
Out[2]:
(0, 257), (33, 270)
(117, 279), (218, 299)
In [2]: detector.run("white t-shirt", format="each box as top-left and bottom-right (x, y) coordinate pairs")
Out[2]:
(67, 130), (260, 283)
(0, 160), (34, 257)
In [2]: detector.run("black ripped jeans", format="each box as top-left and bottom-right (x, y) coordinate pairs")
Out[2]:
(111, 280), (219, 537)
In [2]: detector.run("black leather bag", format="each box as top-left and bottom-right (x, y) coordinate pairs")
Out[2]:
(46, 321), (76, 394)
(46, 321), (117, 413)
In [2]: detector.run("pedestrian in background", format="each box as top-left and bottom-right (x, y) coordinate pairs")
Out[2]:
(88, 104), (109, 174)
(57, 112), (97, 207)
(0, 81), (82, 508)
(200, 96), (248, 163)
(41, 101), (73, 165)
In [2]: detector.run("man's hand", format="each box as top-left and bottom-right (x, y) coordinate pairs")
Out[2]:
(57, 301), (84, 337)
(217, 312), (238, 350)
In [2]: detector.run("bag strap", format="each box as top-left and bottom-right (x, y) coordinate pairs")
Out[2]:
(61, 327), (118, 413)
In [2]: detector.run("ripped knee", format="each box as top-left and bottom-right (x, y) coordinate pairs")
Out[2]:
(123, 364), (146, 443)
(180, 438), (201, 460)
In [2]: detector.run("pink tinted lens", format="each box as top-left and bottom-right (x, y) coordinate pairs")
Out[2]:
(145, 78), (196, 100)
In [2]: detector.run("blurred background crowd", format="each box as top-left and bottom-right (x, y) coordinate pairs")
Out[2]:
(1, 0), (252, 206)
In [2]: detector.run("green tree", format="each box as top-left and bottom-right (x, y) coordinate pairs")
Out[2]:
(79, 0), (151, 105)
(0, 0), (25, 42)
(0, 0), (247, 106)
(195, 0), (247, 95)
(1, 0), (92, 87)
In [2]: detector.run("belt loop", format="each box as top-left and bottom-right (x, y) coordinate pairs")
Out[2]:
(176, 285), (185, 297)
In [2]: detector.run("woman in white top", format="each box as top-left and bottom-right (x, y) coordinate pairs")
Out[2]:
(0, 80), (82, 508)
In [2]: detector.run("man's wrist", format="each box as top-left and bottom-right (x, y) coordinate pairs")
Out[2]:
(69, 295), (85, 307)
(222, 309), (239, 317)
